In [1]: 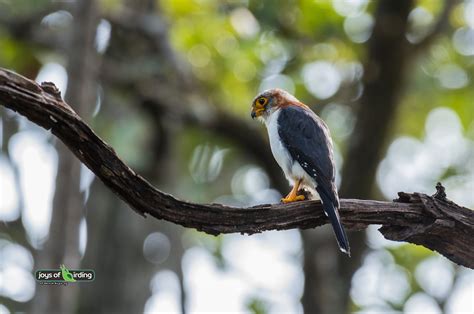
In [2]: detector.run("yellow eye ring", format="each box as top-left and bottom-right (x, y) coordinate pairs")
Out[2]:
(257, 97), (267, 106)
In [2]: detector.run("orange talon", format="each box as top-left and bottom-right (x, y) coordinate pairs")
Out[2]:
(281, 179), (306, 203)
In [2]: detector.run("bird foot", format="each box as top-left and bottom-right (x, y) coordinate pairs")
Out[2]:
(281, 194), (306, 203)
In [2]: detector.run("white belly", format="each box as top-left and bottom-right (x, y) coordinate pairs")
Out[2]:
(266, 110), (292, 177)
(265, 110), (317, 193)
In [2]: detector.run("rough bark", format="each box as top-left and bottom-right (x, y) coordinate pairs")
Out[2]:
(30, 1), (99, 313)
(0, 67), (472, 269)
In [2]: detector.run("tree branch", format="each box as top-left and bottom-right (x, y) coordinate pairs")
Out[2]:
(0, 67), (473, 268)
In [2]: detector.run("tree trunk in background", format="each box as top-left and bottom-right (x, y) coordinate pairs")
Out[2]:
(31, 1), (99, 313)
(77, 97), (184, 313)
(78, 1), (188, 312)
(78, 183), (185, 313)
(302, 1), (413, 313)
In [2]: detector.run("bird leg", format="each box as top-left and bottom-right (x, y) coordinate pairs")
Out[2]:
(281, 179), (306, 203)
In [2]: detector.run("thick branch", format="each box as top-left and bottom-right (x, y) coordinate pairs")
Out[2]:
(0, 67), (473, 268)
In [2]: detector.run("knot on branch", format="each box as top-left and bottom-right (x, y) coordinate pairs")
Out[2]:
(432, 182), (447, 200)
(41, 81), (62, 100)
(393, 191), (413, 203)
(395, 182), (448, 204)
(391, 183), (454, 232)
(40, 81), (77, 115)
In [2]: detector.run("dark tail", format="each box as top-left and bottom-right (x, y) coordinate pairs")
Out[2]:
(317, 187), (351, 256)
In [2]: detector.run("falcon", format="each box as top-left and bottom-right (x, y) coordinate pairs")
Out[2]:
(251, 88), (350, 255)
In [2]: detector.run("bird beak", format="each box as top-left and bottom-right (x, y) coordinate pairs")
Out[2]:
(251, 108), (263, 119)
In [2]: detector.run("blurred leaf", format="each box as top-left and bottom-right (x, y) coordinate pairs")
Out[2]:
(246, 297), (269, 314)
(388, 243), (434, 282)
(0, 35), (41, 76)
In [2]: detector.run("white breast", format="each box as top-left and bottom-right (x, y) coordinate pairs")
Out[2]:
(265, 109), (296, 185)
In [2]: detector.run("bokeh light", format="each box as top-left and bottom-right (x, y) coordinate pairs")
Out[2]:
(344, 12), (374, 43)
(0, 157), (19, 221)
(302, 61), (342, 99)
(377, 107), (473, 207)
(143, 232), (171, 265)
(9, 131), (57, 248)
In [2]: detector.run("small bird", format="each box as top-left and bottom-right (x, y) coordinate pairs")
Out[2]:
(251, 88), (350, 255)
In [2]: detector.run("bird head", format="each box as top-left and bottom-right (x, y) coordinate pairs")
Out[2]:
(251, 88), (303, 121)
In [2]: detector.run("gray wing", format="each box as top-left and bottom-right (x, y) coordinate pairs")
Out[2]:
(278, 106), (350, 254)
(277, 106), (338, 206)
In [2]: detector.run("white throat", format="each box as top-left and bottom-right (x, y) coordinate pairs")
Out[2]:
(259, 107), (279, 125)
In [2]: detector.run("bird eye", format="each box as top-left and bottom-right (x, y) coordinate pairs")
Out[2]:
(257, 97), (267, 106)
